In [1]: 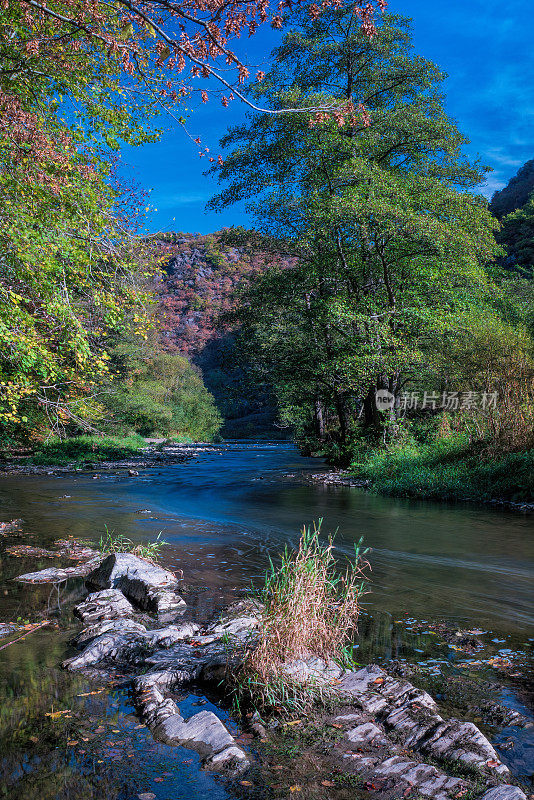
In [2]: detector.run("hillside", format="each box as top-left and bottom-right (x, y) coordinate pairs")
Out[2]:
(490, 159), (534, 219)
(151, 231), (291, 437)
(490, 159), (534, 278)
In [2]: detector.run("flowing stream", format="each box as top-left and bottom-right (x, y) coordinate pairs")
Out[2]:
(0, 441), (533, 799)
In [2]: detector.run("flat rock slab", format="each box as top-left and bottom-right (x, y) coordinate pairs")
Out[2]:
(85, 553), (185, 614)
(74, 589), (134, 624)
(15, 556), (102, 584)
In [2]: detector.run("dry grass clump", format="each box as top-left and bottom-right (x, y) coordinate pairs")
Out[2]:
(237, 520), (369, 713)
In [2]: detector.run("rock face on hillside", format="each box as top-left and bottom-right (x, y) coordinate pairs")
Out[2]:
(152, 231), (293, 435)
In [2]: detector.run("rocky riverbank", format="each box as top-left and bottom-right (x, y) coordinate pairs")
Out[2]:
(0, 443), (222, 477)
(5, 537), (530, 800)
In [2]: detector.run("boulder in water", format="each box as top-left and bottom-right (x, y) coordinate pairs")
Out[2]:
(85, 553), (185, 614)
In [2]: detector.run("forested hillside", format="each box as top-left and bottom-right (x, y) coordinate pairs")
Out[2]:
(492, 161), (534, 280)
(151, 231), (294, 437)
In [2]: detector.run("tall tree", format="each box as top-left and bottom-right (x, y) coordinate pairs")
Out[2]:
(210, 9), (502, 450)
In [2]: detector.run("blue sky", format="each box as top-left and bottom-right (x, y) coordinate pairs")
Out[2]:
(119, 0), (533, 234)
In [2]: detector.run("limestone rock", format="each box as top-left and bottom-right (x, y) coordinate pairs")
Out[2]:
(279, 655), (343, 685)
(419, 720), (510, 776)
(74, 589), (134, 624)
(373, 756), (465, 800)
(134, 677), (248, 776)
(15, 556), (102, 584)
(337, 665), (509, 777)
(85, 553), (185, 614)
(63, 620), (199, 672)
(480, 788), (527, 800)
(62, 618), (149, 671)
(345, 721), (388, 748)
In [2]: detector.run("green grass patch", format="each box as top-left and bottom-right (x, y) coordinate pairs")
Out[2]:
(97, 526), (168, 563)
(28, 434), (147, 465)
(351, 436), (534, 503)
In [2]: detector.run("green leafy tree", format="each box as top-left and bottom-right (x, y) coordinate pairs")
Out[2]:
(102, 341), (222, 440)
(210, 10), (502, 451)
(496, 194), (534, 279)
(0, 2), (160, 437)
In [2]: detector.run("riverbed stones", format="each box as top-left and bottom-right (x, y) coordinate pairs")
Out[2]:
(479, 787), (528, 800)
(279, 655), (344, 685)
(85, 553), (186, 614)
(337, 664), (509, 778)
(15, 555), (103, 584)
(63, 619), (200, 671)
(134, 676), (248, 775)
(372, 756), (465, 800)
(345, 721), (388, 748)
(74, 589), (134, 623)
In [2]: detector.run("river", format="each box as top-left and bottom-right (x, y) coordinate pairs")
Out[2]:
(0, 441), (533, 799)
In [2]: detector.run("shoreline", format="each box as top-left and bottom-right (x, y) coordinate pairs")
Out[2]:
(306, 470), (534, 514)
(0, 443), (221, 477)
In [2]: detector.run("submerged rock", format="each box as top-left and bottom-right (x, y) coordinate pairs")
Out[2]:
(85, 553), (185, 613)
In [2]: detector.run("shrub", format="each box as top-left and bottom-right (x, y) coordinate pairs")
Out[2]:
(97, 527), (168, 564)
(236, 521), (368, 713)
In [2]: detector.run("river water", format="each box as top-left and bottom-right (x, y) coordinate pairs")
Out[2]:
(0, 441), (533, 799)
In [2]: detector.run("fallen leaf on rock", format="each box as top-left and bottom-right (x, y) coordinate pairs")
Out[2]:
(373, 677), (385, 685)
(321, 780), (335, 787)
(240, 780), (253, 786)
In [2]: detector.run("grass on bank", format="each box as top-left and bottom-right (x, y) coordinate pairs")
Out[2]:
(97, 527), (168, 564)
(26, 434), (148, 465)
(351, 434), (534, 503)
(234, 521), (368, 714)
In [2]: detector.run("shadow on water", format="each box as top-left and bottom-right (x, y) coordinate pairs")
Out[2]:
(0, 441), (533, 797)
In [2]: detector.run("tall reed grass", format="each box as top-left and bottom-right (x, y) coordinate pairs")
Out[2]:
(235, 521), (369, 713)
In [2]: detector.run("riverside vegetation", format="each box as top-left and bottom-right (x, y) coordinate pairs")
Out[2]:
(207, 10), (534, 503)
